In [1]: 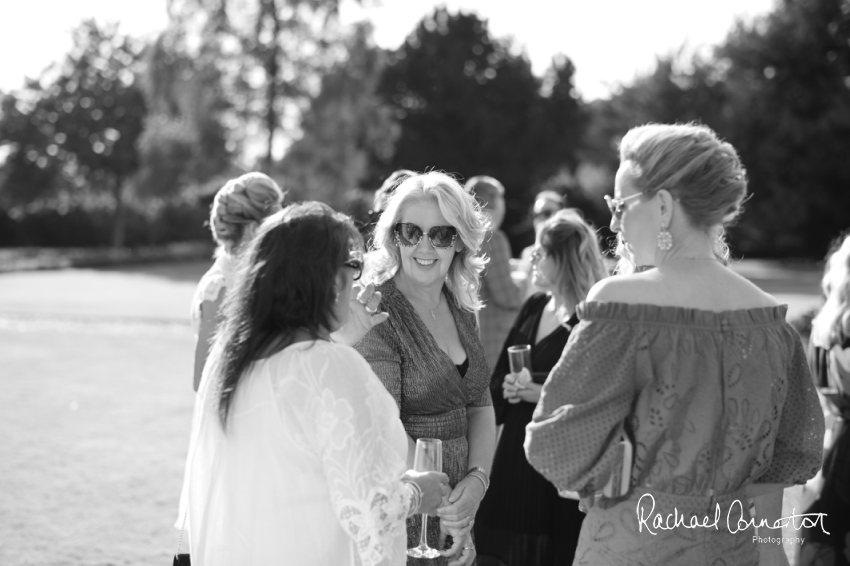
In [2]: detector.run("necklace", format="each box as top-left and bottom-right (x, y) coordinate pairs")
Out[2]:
(416, 293), (442, 321)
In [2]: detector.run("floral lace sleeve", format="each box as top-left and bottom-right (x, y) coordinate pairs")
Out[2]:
(276, 344), (412, 566)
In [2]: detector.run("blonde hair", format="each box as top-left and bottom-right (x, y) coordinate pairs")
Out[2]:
(811, 232), (850, 348)
(539, 209), (608, 306)
(367, 171), (490, 311)
(618, 123), (748, 265)
(210, 172), (286, 255)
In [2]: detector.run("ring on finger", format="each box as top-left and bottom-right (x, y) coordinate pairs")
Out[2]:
(365, 305), (377, 314)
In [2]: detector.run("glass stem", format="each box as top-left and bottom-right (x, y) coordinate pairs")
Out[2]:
(419, 514), (429, 548)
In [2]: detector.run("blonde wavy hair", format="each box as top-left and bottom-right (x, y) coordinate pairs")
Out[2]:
(811, 232), (850, 348)
(210, 172), (286, 255)
(539, 209), (608, 306)
(367, 171), (490, 312)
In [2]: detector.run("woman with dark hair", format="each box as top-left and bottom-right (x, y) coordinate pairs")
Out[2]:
(178, 202), (450, 566)
(474, 209), (607, 566)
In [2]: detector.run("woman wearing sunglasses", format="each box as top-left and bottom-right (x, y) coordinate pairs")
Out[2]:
(179, 202), (450, 565)
(356, 172), (496, 566)
(525, 123), (824, 565)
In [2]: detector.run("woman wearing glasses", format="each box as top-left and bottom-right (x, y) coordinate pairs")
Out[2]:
(356, 172), (496, 566)
(179, 202), (450, 565)
(525, 123), (824, 565)
(474, 209), (607, 566)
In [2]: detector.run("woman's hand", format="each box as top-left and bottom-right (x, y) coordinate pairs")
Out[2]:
(402, 470), (450, 516)
(331, 282), (389, 346)
(515, 381), (543, 404)
(436, 475), (485, 532)
(439, 522), (477, 566)
(502, 369), (534, 404)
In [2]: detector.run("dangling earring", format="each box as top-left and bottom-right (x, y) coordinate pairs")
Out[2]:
(334, 292), (340, 304)
(657, 227), (673, 251)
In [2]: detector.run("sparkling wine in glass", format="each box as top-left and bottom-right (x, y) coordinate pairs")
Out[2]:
(407, 438), (443, 559)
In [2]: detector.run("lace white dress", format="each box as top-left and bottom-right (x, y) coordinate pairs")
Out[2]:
(189, 254), (236, 336)
(178, 340), (413, 566)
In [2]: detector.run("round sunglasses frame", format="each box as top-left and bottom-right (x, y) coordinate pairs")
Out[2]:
(394, 222), (458, 249)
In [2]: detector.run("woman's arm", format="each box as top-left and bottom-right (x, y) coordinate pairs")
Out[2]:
(193, 295), (223, 391)
(437, 405), (496, 524)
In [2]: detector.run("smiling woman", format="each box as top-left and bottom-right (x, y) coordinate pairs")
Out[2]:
(356, 171), (495, 565)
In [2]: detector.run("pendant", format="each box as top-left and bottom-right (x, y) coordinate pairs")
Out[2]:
(430, 310), (436, 320)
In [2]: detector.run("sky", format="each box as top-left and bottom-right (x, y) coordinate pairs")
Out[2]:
(0, 0), (777, 101)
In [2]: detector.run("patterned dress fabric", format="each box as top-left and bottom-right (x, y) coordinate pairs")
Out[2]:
(475, 293), (585, 565)
(189, 254), (235, 336)
(799, 334), (850, 566)
(179, 340), (413, 566)
(355, 278), (493, 565)
(526, 301), (825, 566)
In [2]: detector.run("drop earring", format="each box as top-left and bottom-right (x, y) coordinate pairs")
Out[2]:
(334, 292), (339, 303)
(657, 227), (673, 251)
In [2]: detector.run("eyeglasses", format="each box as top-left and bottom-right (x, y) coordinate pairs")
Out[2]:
(344, 249), (363, 281)
(604, 192), (646, 220)
(394, 222), (458, 249)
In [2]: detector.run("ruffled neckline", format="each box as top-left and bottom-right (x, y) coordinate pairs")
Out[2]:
(578, 301), (788, 329)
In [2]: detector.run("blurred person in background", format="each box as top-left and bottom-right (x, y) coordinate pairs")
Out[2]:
(357, 172), (495, 565)
(799, 231), (850, 566)
(474, 209), (607, 566)
(179, 202), (450, 565)
(516, 191), (566, 298)
(525, 123), (824, 565)
(190, 172), (285, 391)
(364, 169), (416, 238)
(466, 175), (522, 372)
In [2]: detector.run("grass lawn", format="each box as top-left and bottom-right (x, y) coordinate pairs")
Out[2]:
(0, 258), (825, 565)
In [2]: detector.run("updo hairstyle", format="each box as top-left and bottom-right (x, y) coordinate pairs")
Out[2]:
(210, 172), (286, 254)
(618, 123), (748, 263)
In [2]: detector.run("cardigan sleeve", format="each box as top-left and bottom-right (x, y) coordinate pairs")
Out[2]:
(524, 317), (638, 497)
(355, 322), (404, 409)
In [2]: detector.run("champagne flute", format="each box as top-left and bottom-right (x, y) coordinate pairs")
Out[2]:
(407, 438), (443, 559)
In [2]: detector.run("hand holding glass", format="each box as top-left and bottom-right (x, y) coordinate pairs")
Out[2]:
(507, 345), (532, 403)
(407, 438), (443, 559)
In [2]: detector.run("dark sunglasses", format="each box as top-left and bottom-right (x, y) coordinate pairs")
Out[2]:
(394, 222), (458, 249)
(344, 249), (363, 280)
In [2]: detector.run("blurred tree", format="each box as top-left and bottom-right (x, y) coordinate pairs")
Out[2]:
(278, 23), (398, 207)
(716, 0), (850, 257)
(135, 28), (233, 199)
(166, 0), (353, 170)
(0, 20), (146, 247)
(374, 8), (585, 241)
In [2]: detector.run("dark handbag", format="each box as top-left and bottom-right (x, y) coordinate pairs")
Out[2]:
(172, 510), (191, 565)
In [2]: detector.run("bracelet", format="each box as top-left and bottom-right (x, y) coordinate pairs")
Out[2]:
(404, 481), (423, 517)
(468, 466), (489, 482)
(466, 471), (488, 495)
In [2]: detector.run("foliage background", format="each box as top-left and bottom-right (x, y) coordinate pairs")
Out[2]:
(1, 0), (848, 259)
